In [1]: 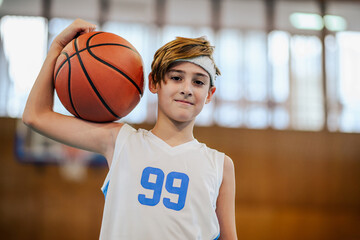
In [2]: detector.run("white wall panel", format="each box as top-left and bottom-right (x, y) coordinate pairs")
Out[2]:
(0, 0), (360, 31)
(165, 0), (212, 26)
(221, 0), (265, 29)
(50, 0), (98, 21)
(107, 0), (156, 23)
(0, 0), (42, 16)
(275, 1), (320, 32)
(327, 2), (360, 31)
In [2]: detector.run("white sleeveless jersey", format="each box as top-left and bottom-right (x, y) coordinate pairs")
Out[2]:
(100, 124), (224, 240)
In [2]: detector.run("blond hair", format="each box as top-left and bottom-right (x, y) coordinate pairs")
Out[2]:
(150, 37), (220, 86)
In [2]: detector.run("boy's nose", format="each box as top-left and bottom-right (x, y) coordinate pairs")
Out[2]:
(180, 80), (193, 97)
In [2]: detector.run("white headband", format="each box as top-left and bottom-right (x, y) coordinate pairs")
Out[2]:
(175, 56), (216, 86)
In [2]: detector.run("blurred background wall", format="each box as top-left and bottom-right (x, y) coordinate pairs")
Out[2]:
(0, 0), (360, 239)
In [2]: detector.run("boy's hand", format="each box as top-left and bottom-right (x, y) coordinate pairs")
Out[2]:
(50, 18), (97, 54)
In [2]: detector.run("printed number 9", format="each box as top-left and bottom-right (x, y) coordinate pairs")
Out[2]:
(138, 167), (189, 211)
(163, 171), (189, 211)
(138, 167), (164, 206)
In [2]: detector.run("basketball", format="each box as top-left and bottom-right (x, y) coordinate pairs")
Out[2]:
(53, 31), (144, 122)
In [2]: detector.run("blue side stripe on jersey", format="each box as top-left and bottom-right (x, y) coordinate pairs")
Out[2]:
(102, 180), (110, 199)
(214, 232), (220, 240)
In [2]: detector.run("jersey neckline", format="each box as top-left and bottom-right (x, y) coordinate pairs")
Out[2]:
(146, 129), (200, 152)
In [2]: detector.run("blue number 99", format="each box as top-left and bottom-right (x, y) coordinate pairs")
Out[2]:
(138, 167), (165, 206)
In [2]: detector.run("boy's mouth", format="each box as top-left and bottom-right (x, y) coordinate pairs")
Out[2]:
(175, 99), (194, 105)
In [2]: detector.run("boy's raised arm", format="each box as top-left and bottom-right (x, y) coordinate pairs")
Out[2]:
(22, 19), (122, 165)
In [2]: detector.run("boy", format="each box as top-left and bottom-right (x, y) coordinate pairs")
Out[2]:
(23, 19), (237, 239)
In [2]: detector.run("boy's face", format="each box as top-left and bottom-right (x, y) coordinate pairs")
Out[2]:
(150, 62), (216, 123)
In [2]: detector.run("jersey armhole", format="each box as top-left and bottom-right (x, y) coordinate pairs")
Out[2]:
(101, 124), (135, 197)
(217, 152), (225, 187)
(215, 152), (225, 204)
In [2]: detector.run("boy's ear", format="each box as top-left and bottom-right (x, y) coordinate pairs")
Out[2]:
(148, 73), (158, 94)
(205, 86), (216, 104)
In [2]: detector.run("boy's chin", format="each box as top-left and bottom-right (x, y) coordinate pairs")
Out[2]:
(170, 115), (196, 124)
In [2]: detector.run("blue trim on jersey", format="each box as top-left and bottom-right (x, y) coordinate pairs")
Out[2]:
(102, 180), (110, 199)
(214, 232), (220, 240)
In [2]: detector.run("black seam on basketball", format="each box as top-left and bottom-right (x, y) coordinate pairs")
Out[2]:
(74, 36), (120, 119)
(54, 52), (81, 118)
(90, 32), (139, 53)
(86, 32), (143, 96)
(56, 43), (135, 79)
(64, 51), (81, 118)
(56, 31), (140, 77)
(54, 52), (69, 82)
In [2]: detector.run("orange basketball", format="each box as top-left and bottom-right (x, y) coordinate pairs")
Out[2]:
(54, 31), (144, 122)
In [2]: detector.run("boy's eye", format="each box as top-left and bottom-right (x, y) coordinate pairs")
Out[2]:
(194, 80), (205, 86)
(171, 76), (182, 81)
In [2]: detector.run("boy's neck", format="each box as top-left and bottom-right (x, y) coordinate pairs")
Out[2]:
(151, 117), (195, 147)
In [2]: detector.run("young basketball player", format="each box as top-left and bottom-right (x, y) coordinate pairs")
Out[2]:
(23, 19), (237, 239)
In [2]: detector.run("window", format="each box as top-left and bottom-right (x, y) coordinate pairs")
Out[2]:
(333, 32), (360, 132)
(0, 16), (47, 117)
(1, 15), (359, 133)
(269, 31), (290, 130)
(290, 35), (324, 131)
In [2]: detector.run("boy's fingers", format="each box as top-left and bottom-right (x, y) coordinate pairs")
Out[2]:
(73, 19), (97, 32)
(79, 25), (97, 35)
(53, 21), (97, 50)
(50, 19), (97, 53)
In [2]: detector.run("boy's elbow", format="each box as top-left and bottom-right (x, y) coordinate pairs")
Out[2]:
(22, 106), (44, 129)
(22, 109), (36, 128)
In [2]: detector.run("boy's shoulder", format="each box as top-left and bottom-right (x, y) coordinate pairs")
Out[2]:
(195, 138), (226, 158)
(117, 123), (144, 136)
